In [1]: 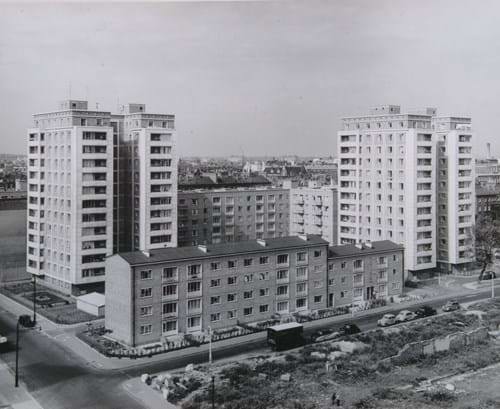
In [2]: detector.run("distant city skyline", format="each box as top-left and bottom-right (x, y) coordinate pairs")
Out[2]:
(1, 1), (500, 157)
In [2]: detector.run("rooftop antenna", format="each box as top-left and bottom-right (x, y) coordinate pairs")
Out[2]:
(487, 142), (492, 159)
(95, 102), (100, 110)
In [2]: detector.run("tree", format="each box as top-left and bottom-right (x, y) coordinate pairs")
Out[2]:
(474, 214), (500, 281)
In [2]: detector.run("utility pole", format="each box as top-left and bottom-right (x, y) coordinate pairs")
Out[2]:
(492, 274), (495, 299)
(32, 275), (37, 326)
(211, 374), (215, 409)
(15, 319), (20, 387)
(208, 326), (213, 365)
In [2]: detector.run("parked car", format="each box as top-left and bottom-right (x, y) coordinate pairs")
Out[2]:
(481, 271), (497, 280)
(377, 314), (396, 327)
(0, 334), (7, 345)
(442, 300), (461, 312)
(310, 328), (340, 343)
(415, 305), (437, 318)
(338, 323), (361, 336)
(395, 310), (416, 322)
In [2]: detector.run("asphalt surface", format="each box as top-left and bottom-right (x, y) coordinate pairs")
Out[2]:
(0, 287), (497, 409)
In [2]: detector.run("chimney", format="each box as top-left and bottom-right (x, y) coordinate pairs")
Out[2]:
(141, 250), (150, 258)
(298, 234), (308, 241)
(365, 240), (373, 249)
(355, 243), (363, 250)
(198, 245), (208, 253)
(257, 239), (267, 247)
(487, 142), (492, 159)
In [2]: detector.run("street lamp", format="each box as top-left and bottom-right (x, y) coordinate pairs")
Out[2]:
(492, 274), (496, 299)
(32, 274), (37, 326)
(208, 326), (213, 365)
(15, 315), (35, 387)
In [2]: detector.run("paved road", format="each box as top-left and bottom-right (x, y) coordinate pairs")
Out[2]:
(0, 288), (496, 409)
(0, 307), (144, 409)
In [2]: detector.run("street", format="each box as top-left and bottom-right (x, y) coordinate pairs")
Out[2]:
(0, 287), (498, 409)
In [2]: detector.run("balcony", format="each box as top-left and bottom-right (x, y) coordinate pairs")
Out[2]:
(187, 290), (203, 298)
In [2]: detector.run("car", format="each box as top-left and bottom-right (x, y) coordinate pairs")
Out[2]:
(415, 305), (437, 318)
(395, 310), (416, 322)
(442, 300), (461, 312)
(310, 327), (339, 343)
(481, 271), (497, 281)
(338, 323), (361, 336)
(0, 335), (7, 345)
(377, 314), (396, 327)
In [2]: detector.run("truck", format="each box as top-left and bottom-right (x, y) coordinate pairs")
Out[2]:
(267, 322), (305, 351)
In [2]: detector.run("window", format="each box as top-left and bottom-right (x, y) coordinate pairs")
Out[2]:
(354, 260), (363, 269)
(162, 320), (177, 333)
(296, 252), (307, 262)
(243, 291), (253, 299)
(276, 269), (288, 280)
(259, 288), (269, 297)
(276, 301), (289, 312)
(187, 316), (201, 328)
(162, 284), (177, 297)
(227, 276), (237, 285)
(259, 272), (269, 280)
(314, 250), (322, 258)
(296, 267), (308, 279)
(313, 280), (323, 288)
(296, 298), (307, 309)
(140, 288), (152, 298)
(227, 260), (237, 269)
(259, 304), (269, 313)
(140, 324), (152, 335)
(227, 293), (237, 302)
(140, 306), (153, 316)
(210, 262), (221, 271)
(187, 264), (202, 277)
(296, 282), (307, 293)
(187, 299), (201, 312)
(210, 296), (221, 305)
(227, 310), (237, 320)
(140, 270), (152, 280)
(243, 258), (253, 267)
(187, 281), (201, 293)
(163, 267), (177, 280)
(244, 274), (254, 283)
(162, 302), (177, 315)
(353, 288), (363, 298)
(210, 313), (221, 322)
(277, 254), (289, 265)
(259, 256), (269, 264)
(210, 279), (221, 287)
(341, 262), (346, 269)
(243, 307), (253, 316)
(276, 285), (288, 296)
(313, 295), (323, 303)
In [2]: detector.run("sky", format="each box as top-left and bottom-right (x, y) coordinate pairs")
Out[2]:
(1, 0), (500, 157)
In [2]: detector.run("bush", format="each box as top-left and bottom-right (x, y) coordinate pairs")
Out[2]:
(220, 363), (254, 387)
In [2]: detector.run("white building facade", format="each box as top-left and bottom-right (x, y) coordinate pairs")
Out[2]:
(289, 181), (338, 245)
(337, 105), (475, 277)
(27, 100), (177, 295)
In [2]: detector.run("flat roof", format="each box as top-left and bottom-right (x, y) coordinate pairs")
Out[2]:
(77, 292), (105, 307)
(268, 322), (303, 331)
(117, 235), (328, 266)
(328, 240), (403, 259)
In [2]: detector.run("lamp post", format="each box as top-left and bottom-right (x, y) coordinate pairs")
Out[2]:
(15, 319), (20, 387)
(492, 274), (495, 299)
(208, 326), (213, 365)
(32, 274), (37, 326)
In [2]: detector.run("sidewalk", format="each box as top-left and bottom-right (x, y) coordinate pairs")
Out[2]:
(122, 378), (178, 409)
(0, 363), (44, 409)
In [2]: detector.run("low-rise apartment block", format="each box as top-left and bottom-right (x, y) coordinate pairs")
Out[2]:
(105, 235), (403, 347)
(327, 240), (404, 308)
(106, 235), (329, 346)
(177, 187), (289, 247)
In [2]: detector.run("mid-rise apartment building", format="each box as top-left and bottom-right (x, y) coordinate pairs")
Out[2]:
(106, 235), (329, 346)
(177, 187), (289, 247)
(337, 105), (475, 277)
(27, 100), (177, 295)
(289, 181), (338, 245)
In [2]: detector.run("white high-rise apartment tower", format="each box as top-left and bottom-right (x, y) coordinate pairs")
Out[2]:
(337, 105), (475, 278)
(27, 100), (177, 295)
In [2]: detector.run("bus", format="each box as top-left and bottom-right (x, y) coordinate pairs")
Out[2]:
(267, 322), (305, 351)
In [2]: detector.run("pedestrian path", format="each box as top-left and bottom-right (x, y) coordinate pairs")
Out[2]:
(0, 363), (44, 409)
